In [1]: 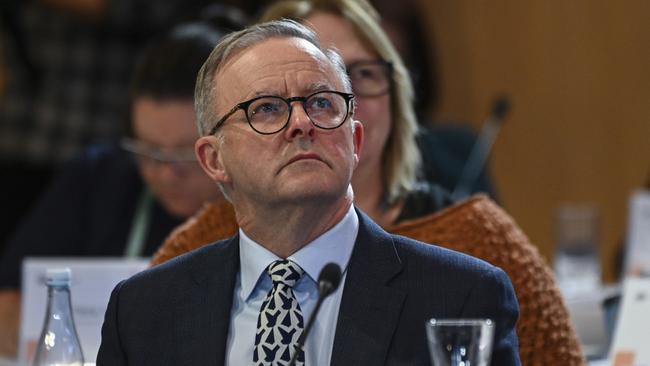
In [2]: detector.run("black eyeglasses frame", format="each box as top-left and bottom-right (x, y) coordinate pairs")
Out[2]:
(208, 90), (355, 136)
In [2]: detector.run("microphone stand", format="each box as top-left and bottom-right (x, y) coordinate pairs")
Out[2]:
(287, 289), (328, 366)
(451, 96), (510, 201)
(287, 264), (341, 366)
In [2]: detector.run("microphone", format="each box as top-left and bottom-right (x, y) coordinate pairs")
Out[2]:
(451, 96), (511, 201)
(288, 262), (342, 366)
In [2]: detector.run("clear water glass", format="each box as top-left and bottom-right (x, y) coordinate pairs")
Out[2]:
(553, 203), (602, 296)
(425, 319), (494, 366)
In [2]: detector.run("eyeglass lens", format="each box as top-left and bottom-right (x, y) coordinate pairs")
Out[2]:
(347, 62), (390, 97)
(121, 139), (196, 165)
(246, 91), (349, 134)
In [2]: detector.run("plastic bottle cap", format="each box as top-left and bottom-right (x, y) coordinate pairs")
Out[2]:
(45, 268), (72, 286)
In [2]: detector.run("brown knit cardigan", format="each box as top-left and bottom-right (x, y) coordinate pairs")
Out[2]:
(151, 195), (585, 365)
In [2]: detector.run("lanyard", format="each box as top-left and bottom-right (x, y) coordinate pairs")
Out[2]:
(124, 189), (152, 258)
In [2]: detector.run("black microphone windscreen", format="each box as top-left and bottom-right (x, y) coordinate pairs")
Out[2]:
(318, 263), (342, 296)
(491, 96), (511, 121)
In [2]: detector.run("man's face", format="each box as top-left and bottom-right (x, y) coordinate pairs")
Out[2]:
(197, 37), (363, 209)
(132, 98), (221, 218)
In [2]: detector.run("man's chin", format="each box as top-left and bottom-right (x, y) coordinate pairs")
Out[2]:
(278, 182), (348, 205)
(277, 159), (328, 177)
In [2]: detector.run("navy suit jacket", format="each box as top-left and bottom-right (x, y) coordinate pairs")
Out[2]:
(97, 210), (521, 365)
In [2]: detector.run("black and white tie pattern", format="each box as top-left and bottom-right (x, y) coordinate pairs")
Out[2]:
(253, 260), (305, 365)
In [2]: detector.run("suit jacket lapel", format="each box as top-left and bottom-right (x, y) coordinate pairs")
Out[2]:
(174, 235), (240, 365)
(330, 210), (406, 366)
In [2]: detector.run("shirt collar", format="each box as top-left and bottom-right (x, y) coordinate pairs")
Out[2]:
(239, 205), (359, 301)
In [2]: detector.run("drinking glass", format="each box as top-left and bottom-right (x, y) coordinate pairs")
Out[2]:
(553, 203), (601, 296)
(425, 319), (494, 366)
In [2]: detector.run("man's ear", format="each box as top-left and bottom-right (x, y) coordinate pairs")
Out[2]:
(351, 119), (364, 166)
(195, 136), (230, 184)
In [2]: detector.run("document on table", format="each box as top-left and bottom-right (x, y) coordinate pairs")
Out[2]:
(624, 190), (650, 276)
(19, 258), (149, 365)
(608, 277), (650, 366)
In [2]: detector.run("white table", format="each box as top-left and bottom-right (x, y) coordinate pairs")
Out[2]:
(589, 359), (609, 366)
(0, 357), (95, 366)
(0, 357), (15, 366)
(564, 284), (620, 360)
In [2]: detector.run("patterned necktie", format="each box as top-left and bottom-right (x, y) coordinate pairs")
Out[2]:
(253, 260), (306, 366)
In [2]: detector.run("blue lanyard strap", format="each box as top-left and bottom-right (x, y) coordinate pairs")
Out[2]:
(124, 189), (152, 258)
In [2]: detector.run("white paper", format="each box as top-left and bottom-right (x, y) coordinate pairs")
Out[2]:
(19, 258), (149, 365)
(564, 287), (611, 359)
(608, 277), (650, 365)
(624, 190), (650, 276)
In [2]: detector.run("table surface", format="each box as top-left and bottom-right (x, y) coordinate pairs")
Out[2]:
(1, 354), (607, 366)
(589, 359), (609, 366)
(0, 358), (94, 366)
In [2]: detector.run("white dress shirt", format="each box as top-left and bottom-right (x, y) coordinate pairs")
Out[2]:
(225, 205), (359, 366)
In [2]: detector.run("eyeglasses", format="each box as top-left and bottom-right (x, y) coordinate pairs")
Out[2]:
(120, 138), (197, 168)
(347, 60), (393, 97)
(209, 90), (354, 135)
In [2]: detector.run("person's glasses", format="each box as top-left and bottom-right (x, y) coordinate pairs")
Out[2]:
(120, 138), (197, 169)
(347, 60), (393, 97)
(209, 90), (354, 135)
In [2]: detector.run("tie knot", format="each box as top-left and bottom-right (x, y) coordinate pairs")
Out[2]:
(267, 260), (304, 288)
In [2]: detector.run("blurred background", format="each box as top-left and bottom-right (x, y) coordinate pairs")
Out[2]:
(420, 0), (650, 283)
(2, 0), (650, 364)
(2, 0), (649, 283)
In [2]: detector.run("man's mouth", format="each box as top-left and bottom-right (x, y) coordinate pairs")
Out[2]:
(287, 153), (323, 165)
(279, 153), (329, 173)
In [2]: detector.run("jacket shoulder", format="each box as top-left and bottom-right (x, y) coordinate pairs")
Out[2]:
(122, 237), (236, 292)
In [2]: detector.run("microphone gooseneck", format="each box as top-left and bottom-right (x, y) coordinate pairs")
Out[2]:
(491, 96), (510, 121)
(287, 262), (342, 366)
(451, 95), (511, 201)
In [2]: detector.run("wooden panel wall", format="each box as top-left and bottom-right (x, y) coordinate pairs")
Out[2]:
(420, 0), (650, 281)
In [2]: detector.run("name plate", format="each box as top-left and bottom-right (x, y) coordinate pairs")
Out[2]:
(19, 258), (149, 364)
(609, 277), (650, 366)
(624, 190), (650, 276)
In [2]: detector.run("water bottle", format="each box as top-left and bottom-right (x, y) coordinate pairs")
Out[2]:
(32, 268), (85, 366)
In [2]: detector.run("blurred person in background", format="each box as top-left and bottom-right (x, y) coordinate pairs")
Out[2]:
(0, 21), (229, 357)
(0, 0), (214, 255)
(371, 0), (498, 199)
(372, 0), (436, 120)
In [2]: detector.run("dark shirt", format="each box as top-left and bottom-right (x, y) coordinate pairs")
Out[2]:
(0, 145), (182, 289)
(397, 121), (497, 224)
(396, 182), (454, 223)
(417, 122), (498, 200)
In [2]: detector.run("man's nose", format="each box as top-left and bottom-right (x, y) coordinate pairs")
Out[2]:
(284, 102), (314, 140)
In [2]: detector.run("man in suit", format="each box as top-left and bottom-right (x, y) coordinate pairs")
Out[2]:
(97, 19), (521, 365)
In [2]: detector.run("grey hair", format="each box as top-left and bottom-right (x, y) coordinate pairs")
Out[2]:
(194, 19), (351, 136)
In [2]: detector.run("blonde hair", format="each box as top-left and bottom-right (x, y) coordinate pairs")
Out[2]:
(261, 0), (421, 205)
